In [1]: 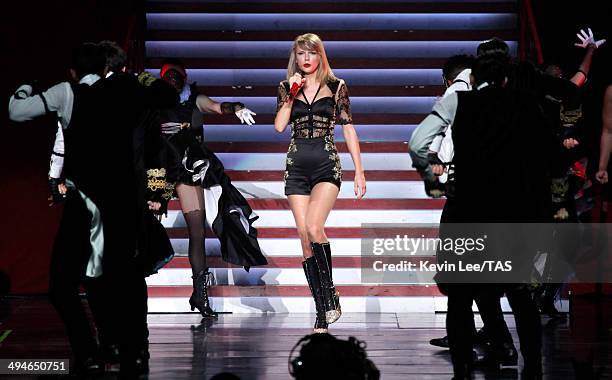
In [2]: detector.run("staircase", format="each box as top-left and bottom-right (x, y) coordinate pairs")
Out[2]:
(144, 0), (519, 314)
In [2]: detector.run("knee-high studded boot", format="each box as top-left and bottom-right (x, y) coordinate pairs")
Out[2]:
(311, 242), (341, 324)
(321, 242), (341, 315)
(189, 269), (217, 318)
(302, 257), (328, 333)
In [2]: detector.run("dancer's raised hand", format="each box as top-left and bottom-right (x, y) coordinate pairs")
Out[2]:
(574, 28), (606, 49)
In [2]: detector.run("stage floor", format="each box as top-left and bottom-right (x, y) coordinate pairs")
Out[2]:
(0, 297), (610, 379)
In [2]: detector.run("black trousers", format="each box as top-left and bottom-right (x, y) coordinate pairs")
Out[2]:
(440, 199), (513, 348)
(505, 285), (542, 370)
(85, 276), (118, 348)
(49, 194), (148, 366)
(48, 195), (100, 362)
(474, 292), (513, 346)
(446, 285), (541, 372)
(446, 285), (479, 372)
(101, 206), (149, 364)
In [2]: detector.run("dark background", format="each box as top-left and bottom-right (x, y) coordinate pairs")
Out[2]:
(0, 0), (609, 293)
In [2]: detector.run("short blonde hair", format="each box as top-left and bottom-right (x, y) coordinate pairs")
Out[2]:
(287, 33), (336, 85)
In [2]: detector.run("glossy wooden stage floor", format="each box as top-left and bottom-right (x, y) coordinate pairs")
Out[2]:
(0, 297), (610, 379)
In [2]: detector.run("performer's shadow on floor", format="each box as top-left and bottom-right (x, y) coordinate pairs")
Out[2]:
(230, 266), (285, 314)
(208, 251), (283, 314)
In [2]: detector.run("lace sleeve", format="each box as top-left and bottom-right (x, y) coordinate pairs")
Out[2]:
(276, 81), (289, 114)
(335, 80), (353, 125)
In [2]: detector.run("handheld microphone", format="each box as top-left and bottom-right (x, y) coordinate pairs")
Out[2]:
(288, 72), (305, 100)
(288, 81), (303, 100)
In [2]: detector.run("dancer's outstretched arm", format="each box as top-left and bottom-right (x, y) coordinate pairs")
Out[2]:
(196, 94), (256, 125)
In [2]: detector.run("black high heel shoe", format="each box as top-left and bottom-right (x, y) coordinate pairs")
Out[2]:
(190, 269), (218, 318)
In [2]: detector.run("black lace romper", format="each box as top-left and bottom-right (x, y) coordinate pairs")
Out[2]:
(276, 79), (353, 196)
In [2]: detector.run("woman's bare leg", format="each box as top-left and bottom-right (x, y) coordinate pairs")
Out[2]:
(287, 194), (312, 258)
(305, 182), (339, 243)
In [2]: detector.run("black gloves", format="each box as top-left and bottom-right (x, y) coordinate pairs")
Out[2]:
(424, 177), (446, 198)
(146, 168), (174, 215)
(48, 177), (67, 205)
(220, 101), (245, 115)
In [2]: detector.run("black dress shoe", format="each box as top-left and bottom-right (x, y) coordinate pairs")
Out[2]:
(540, 302), (567, 320)
(74, 356), (104, 377)
(135, 349), (150, 373)
(101, 343), (120, 365)
(481, 342), (518, 368)
(451, 362), (474, 379)
(522, 368), (543, 380)
(119, 348), (149, 378)
(473, 328), (489, 345)
(429, 335), (449, 348)
(430, 328), (488, 349)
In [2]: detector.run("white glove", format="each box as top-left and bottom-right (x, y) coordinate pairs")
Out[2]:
(574, 28), (606, 49)
(235, 107), (256, 126)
